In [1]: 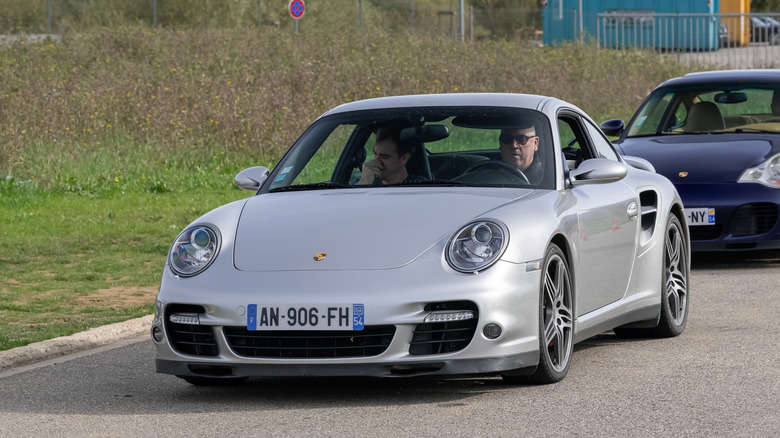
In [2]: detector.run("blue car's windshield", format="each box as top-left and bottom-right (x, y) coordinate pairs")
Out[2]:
(626, 85), (780, 137)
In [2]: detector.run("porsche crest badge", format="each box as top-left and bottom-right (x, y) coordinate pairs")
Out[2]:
(313, 252), (327, 261)
(679, 172), (689, 177)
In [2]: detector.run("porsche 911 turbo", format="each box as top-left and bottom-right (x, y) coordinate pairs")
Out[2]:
(153, 93), (690, 385)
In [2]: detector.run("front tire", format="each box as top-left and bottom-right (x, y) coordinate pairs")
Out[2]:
(503, 244), (573, 384)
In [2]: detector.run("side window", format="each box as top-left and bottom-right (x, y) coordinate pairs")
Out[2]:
(558, 115), (588, 169)
(671, 102), (688, 131)
(584, 121), (619, 161)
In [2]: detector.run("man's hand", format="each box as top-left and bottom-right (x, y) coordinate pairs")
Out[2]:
(357, 159), (383, 185)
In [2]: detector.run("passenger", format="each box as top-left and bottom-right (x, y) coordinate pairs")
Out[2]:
(498, 122), (542, 184)
(356, 126), (425, 185)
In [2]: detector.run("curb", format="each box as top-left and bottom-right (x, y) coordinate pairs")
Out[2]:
(0, 314), (153, 371)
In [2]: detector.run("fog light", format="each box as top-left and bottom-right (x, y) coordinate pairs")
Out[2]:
(424, 310), (475, 323)
(170, 312), (200, 325)
(483, 323), (502, 339)
(152, 326), (164, 342)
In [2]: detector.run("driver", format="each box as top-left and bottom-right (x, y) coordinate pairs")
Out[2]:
(498, 122), (542, 184)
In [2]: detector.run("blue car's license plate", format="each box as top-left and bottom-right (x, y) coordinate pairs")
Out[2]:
(247, 304), (364, 331)
(685, 207), (715, 226)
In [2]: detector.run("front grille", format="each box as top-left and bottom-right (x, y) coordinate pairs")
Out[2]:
(164, 304), (219, 357)
(224, 326), (395, 358)
(689, 224), (723, 241)
(731, 203), (778, 237)
(409, 319), (478, 356)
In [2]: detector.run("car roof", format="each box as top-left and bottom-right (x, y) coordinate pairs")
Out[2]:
(319, 93), (557, 118)
(657, 69), (780, 89)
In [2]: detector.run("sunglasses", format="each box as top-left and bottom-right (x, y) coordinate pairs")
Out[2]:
(499, 134), (537, 145)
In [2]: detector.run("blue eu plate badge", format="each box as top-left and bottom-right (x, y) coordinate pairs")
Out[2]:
(352, 304), (365, 330)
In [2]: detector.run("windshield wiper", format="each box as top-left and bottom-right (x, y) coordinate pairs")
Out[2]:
(270, 182), (350, 192)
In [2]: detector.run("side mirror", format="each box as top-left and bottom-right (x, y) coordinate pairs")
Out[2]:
(570, 159), (627, 186)
(599, 119), (625, 137)
(234, 166), (270, 191)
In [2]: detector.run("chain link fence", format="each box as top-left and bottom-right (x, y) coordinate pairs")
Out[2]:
(1, 0), (542, 43)
(4, 1), (778, 68)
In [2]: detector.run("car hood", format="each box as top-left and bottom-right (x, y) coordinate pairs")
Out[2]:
(617, 135), (774, 183)
(233, 187), (531, 271)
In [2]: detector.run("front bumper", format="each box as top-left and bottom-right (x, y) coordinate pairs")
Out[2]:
(677, 182), (780, 251)
(152, 258), (543, 378)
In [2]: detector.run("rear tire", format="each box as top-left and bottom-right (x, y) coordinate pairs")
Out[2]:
(653, 214), (689, 337)
(613, 214), (689, 338)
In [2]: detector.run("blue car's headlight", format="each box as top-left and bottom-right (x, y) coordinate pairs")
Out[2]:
(168, 225), (220, 277)
(446, 220), (508, 273)
(738, 153), (780, 188)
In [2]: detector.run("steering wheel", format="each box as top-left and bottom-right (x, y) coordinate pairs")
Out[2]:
(464, 160), (530, 184)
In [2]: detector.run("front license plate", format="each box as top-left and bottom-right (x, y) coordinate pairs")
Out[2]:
(247, 304), (364, 331)
(685, 208), (716, 226)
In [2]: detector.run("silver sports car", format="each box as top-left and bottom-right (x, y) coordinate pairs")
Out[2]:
(152, 93), (690, 385)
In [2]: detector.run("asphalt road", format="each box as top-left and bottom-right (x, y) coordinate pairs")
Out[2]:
(0, 252), (778, 438)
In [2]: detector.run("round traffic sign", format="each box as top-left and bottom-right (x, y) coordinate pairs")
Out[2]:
(289, 0), (305, 19)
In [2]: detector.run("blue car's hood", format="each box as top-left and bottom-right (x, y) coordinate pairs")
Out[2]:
(617, 134), (774, 183)
(233, 187), (532, 271)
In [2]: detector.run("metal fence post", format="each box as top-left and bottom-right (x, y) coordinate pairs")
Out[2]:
(459, 0), (464, 42)
(359, 0), (363, 29)
(410, 0), (414, 30)
(47, 0), (52, 34)
(470, 5), (473, 42)
(257, 0), (261, 28)
(153, 0), (158, 27)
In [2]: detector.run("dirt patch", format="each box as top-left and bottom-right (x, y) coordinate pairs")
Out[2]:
(76, 285), (159, 309)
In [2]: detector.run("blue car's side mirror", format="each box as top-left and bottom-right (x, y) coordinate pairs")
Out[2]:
(600, 119), (625, 137)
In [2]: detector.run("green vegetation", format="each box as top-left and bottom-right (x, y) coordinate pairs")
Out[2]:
(0, 7), (698, 351)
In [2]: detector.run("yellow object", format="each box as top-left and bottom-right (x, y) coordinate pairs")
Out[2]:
(721, 0), (750, 46)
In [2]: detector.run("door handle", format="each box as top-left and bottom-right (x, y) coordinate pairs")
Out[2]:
(627, 202), (639, 220)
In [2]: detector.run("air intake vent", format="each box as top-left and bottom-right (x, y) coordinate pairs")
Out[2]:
(731, 203), (778, 237)
(164, 304), (218, 357)
(689, 224), (723, 241)
(410, 301), (478, 356)
(224, 326), (395, 358)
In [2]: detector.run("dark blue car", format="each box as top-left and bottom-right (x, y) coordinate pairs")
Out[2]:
(601, 70), (780, 252)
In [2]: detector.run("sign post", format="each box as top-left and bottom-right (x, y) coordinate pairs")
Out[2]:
(289, 0), (305, 33)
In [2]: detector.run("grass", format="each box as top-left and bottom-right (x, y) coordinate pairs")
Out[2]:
(0, 22), (699, 351)
(0, 173), (251, 349)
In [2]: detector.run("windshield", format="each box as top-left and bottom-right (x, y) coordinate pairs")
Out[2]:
(626, 85), (780, 137)
(265, 106), (555, 192)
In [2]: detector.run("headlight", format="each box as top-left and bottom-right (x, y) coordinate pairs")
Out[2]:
(738, 153), (780, 188)
(168, 225), (220, 277)
(446, 220), (508, 273)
